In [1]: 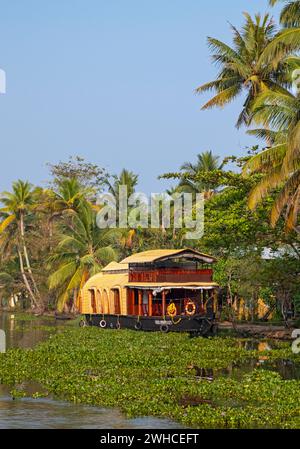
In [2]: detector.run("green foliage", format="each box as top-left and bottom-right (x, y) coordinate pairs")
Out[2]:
(259, 287), (276, 308)
(0, 328), (299, 428)
(47, 156), (109, 192)
(293, 292), (300, 315)
(269, 1), (300, 27)
(48, 205), (118, 311)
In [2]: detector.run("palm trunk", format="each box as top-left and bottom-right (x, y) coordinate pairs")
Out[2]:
(71, 288), (78, 314)
(17, 247), (38, 309)
(19, 212), (41, 302)
(227, 273), (239, 333)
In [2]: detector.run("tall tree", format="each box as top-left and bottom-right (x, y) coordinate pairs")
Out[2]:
(244, 88), (300, 232)
(38, 178), (93, 241)
(196, 13), (298, 127)
(47, 156), (109, 192)
(105, 169), (139, 201)
(0, 181), (41, 308)
(176, 151), (222, 197)
(104, 169), (139, 251)
(48, 206), (118, 311)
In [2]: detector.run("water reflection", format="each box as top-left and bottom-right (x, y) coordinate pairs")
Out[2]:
(0, 312), (63, 349)
(0, 394), (180, 429)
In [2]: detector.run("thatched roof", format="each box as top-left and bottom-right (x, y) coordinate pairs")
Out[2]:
(120, 248), (216, 265)
(84, 272), (128, 291)
(101, 261), (129, 273)
(82, 249), (217, 293)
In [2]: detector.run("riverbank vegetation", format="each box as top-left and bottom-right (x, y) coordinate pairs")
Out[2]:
(0, 1), (300, 323)
(0, 327), (299, 428)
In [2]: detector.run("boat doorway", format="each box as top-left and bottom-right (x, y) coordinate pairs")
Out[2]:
(113, 289), (121, 315)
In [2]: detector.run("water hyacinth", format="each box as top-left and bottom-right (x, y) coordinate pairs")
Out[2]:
(0, 327), (299, 429)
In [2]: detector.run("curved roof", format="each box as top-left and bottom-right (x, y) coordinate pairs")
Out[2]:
(82, 249), (217, 293)
(120, 248), (216, 264)
(84, 271), (128, 291)
(101, 261), (129, 272)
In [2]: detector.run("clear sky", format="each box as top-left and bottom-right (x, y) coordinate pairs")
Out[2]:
(0, 0), (281, 193)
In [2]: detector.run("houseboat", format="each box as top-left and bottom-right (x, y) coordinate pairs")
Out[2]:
(80, 249), (219, 336)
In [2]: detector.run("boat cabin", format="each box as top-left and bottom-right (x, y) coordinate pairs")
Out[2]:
(80, 249), (219, 335)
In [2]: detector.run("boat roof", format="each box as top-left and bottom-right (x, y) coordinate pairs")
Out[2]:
(126, 282), (219, 289)
(101, 261), (129, 273)
(120, 248), (216, 265)
(82, 249), (217, 292)
(84, 272), (128, 290)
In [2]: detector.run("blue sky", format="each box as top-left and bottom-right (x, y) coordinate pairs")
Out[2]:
(0, 0), (281, 193)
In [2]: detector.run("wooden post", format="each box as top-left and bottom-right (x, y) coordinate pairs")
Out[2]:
(148, 291), (153, 317)
(162, 290), (166, 317)
(130, 289), (135, 315)
(213, 289), (218, 314)
(203, 290), (207, 313)
(138, 290), (142, 316)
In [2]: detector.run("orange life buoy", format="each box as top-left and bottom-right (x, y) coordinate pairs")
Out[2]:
(185, 300), (196, 316)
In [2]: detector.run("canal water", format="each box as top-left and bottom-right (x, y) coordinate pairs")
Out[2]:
(0, 312), (181, 429)
(1, 312), (299, 428)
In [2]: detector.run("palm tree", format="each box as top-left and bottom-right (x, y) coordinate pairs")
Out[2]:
(0, 180), (41, 308)
(43, 177), (93, 219)
(177, 151), (222, 198)
(259, 2), (300, 63)
(36, 178), (93, 244)
(196, 13), (298, 127)
(269, 0), (300, 27)
(48, 206), (118, 311)
(243, 89), (300, 232)
(105, 169), (138, 201)
(104, 169), (139, 250)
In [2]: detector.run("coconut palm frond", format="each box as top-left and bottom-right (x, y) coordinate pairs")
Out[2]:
(0, 214), (16, 233)
(201, 85), (242, 110)
(94, 246), (117, 265)
(243, 144), (287, 175)
(48, 261), (77, 290)
(197, 13), (291, 127)
(246, 128), (286, 144)
(270, 169), (300, 227)
(248, 167), (286, 210)
(269, 1), (300, 27)
(259, 28), (300, 64)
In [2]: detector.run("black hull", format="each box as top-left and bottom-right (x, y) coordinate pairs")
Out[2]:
(84, 314), (218, 336)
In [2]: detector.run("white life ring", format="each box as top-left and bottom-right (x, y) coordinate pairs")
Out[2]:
(99, 320), (107, 328)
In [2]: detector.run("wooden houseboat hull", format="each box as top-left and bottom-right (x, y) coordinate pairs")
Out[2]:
(83, 313), (218, 336)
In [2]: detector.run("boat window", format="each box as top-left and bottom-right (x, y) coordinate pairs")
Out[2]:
(89, 289), (97, 313)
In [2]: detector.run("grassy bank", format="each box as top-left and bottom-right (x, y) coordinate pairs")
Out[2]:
(0, 328), (299, 428)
